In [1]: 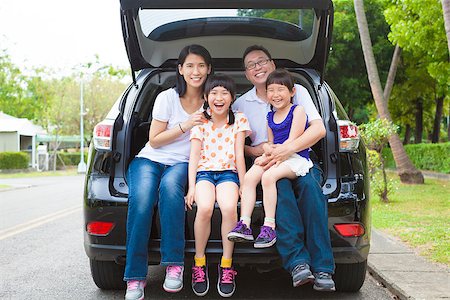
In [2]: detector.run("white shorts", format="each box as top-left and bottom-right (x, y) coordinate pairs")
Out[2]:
(280, 154), (313, 177)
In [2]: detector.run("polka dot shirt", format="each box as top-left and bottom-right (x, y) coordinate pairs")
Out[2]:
(190, 112), (251, 172)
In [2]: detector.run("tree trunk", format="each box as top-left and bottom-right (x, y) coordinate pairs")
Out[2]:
(354, 0), (424, 184)
(432, 96), (444, 143)
(442, 0), (450, 53)
(403, 124), (411, 144)
(383, 45), (402, 103)
(415, 100), (423, 144)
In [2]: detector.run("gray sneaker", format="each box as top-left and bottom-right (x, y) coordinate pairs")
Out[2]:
(125, 280), (146, 300)
(163, 265), (184, 293)
(291, 263), (314, 287)
(313, 272), (336, 292)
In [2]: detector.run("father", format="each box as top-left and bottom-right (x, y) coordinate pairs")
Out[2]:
(232, 45), (335, 291)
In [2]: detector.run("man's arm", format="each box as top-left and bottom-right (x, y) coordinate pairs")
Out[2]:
(244, 143), (265, 158)
(264, 119), (325, 169)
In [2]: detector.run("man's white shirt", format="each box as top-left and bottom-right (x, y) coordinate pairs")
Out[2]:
(232, 84), (322, 146)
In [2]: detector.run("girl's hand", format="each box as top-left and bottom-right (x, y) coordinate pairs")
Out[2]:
(185, 187), (195, 210)
(262, 142), (274, 155)
(254, 154), (269, 166)
(183, 111), (207, 131)
(263, 144), (292, 170)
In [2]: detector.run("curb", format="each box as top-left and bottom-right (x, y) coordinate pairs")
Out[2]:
(367, 262), (410, 300)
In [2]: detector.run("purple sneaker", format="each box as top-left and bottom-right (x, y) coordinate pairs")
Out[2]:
(227, 220), (254, 242)
(254, 226), (276, 248)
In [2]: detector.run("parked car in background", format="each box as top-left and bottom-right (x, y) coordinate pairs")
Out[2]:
(84, 0), (370, 293)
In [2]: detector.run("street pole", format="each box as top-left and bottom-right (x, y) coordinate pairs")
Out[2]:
(77, 79), (87, 173)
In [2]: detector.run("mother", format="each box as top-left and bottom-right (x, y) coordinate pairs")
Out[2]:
(124, 44), (213, 300)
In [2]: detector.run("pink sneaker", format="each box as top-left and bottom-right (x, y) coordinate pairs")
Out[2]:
(163, 265), (184, 293)
(125, 280), (146, 300)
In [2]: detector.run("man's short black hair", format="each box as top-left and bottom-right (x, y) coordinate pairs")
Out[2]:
(242, 45), (272, 65)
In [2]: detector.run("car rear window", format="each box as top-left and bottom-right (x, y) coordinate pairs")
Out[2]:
(138, 9), (315, 41)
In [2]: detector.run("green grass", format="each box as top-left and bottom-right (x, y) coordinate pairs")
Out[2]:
(371, 176), (450, 266)
(0, 184), (10, 189)
(0, 168), (78, 179)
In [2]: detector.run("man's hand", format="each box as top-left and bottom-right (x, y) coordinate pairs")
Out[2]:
(263, 143), (294, 170)
(245, 143), (266, 158)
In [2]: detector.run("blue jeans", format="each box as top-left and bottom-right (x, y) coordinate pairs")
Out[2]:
(275, 164), (335, 274)
(124, 157), (188, 281)
(196, 170), (240, 186)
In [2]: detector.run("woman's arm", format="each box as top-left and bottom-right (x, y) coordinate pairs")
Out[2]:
(149, 111), (205, 149)
(186, 138), (202, 210)
(234, 131), (246, 194)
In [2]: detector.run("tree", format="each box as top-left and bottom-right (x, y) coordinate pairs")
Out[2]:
(327, 0), (394, 123)
(359, 118), (398, 202)
(441, 0), (450, 54)
(385, 0), (449, 143)
(353, 0), (424, 184)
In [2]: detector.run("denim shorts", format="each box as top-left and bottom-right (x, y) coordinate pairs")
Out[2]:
(196, 170), (240, 186)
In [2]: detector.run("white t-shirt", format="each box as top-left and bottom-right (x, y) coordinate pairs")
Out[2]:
(232, 84), (321, 146)
(137, 88), (194, 165)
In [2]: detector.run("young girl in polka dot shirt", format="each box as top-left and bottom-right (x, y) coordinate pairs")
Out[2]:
(186, 74), (251, 297)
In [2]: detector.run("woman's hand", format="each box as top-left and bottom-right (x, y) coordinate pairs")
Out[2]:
(185, 187), (195, 210)
(182, 111), (206, 132)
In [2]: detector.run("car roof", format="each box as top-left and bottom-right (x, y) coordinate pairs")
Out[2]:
(119, 0), (333, 81)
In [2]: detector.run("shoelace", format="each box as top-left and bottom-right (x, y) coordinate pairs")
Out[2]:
(167, 265), (183, 279)
(234, 221), (246, 231)
(316, 272), (331, 279)
(192, 266), (206, 283)
(127, 280), (144, 290)
(293, 264), (307, 273)
(220, 268), (237, 284)
(259, 226), (272, 238)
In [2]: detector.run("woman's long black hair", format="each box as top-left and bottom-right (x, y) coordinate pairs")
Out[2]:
(202, 74), (236, 125)
(175, 44), (213, 97)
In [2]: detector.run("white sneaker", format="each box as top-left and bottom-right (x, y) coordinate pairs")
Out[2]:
(125, 280), (146, 300)
(163, 265), (184, 293)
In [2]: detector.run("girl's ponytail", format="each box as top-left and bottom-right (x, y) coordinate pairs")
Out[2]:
(228, 108), (235, 125)
(203, 100), (211, 120)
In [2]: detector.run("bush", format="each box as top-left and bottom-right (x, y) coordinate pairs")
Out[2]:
(0, 152), (29, 169)
(57, 152), (88, 167)
(383, 142), (450, 173)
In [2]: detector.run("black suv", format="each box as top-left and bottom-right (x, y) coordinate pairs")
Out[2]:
(84, 0), (370, 293)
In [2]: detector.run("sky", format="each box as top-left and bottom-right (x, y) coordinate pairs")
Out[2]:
(0, 0), (129, 73)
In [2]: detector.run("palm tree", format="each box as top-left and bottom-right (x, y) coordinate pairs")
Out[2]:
(442, 0), (450, 53)
(353, 0), (424, 184)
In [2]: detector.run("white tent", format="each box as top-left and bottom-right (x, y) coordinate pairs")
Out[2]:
(0, 111), (47, 168)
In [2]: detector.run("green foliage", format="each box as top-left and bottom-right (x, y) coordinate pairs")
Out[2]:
(359, 118), (398, 152)
(57, 152), (88, 167)
(0, 152), (29, 169)
(383, 142), (450, 173)
(360, 119), (398, 202)
(384, 0), (449, 96)
(367, 149), (382, 179)
(327, 0), (393, 124)
(0, 49), (128, 137)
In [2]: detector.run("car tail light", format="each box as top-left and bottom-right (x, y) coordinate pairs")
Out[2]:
(93, 120), (114, 150)
(87, 221), (115, 236)
(334, 223), (365, 237)
(338, 120), (360, 152)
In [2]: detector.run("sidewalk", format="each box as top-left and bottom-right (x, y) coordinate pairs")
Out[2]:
(369, 229), (450, 300)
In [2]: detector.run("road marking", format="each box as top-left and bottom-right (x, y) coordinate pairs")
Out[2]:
(0, 205), (81, 240)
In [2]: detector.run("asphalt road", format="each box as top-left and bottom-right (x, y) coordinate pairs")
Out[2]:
(0, 175), (395, 299)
